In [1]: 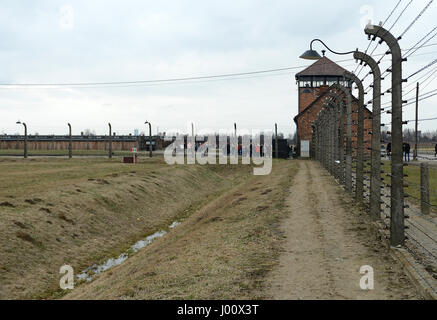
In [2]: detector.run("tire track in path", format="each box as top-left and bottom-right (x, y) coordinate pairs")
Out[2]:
(265, 160), (420, 300)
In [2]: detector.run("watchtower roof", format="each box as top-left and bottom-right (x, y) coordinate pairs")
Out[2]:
(296, 57), (348, 78)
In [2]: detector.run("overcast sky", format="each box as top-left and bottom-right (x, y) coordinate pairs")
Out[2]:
(1, 0), (436, 136)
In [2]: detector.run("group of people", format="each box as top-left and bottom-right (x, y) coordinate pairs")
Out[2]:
(386, 142), (437, 161)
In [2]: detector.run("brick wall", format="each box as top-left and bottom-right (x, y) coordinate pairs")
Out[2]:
(295, 87), (372, 157)
(298, 85), (330, 113)
(0, 136), (163, 151)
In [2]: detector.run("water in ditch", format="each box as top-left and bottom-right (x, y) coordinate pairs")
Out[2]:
(76, 221), (181, 282)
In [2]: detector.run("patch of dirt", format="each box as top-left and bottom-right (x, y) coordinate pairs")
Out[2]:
(13, 221), (27, 229)
(233, 196), (248, 205)
(264, 161), (421, 300)
(16, 231), (42, 247)
(0, 201), (15, 208)
(24, 198), (42, 205)
(261, 189), (272, 195)
(256, 206), (269, 212)
(58, 213), (75, 225)
(207, 217), (224, 223)
(96, 179), (110, 185)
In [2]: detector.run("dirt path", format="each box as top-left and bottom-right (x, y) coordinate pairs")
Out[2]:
(265, 160), (420, 300)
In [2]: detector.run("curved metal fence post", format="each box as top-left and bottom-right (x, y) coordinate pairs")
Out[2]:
(366, 25), (404, 247)
(344, 71), (365, 202)
(353, 51), (382, 220)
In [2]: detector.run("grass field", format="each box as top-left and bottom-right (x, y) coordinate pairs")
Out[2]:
(365, 161), (437, 209)
(0, 156), (295, 299)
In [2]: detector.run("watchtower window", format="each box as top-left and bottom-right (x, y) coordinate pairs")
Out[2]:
(339, 80), (351, 88)
(313, 79), (324, 87)
(299, 80), (311, 87)
(326, 76), (338, 86)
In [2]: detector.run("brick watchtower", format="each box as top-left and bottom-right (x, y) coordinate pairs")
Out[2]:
(294, 56), (354, 157)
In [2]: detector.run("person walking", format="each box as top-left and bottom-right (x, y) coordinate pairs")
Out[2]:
(387, 142), (391, 160)
(404, 142), (411, 162)
(435, 143), (437, 158)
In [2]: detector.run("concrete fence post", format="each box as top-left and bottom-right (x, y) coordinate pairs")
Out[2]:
(329, 100), (340, 180)
(108, 123), (113, 159)
(331, 84), (352, 193)
(324, 110), (329, 170)
(329, 91), (345, 185)
(353, 51), (382, 220)
(365, 25), (404, 247)
(420, 163), (430, 215)
(339, 100), (345, 185)
(344, 71), (364, 203)
(275, 123), (279, 159)
(330, 104), (336, 176)
(68, 123), (72, 159)
(24, 124), (28, 159)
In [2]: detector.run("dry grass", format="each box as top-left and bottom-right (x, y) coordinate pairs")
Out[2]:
(64, 160), (297, 300)
(377, 161), (437, 210)
(0, 157), (254, 299)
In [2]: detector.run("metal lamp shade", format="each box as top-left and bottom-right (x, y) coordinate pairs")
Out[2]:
(300, 49), (322, 60)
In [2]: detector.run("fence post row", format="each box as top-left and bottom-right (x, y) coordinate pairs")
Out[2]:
(327, 92), (343, 182)
(329, 84), (352, 193)
(311, 25), (409, 248)
(420, 163), (430, 215)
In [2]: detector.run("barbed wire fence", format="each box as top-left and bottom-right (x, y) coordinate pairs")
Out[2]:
(311, 19), (437, 293)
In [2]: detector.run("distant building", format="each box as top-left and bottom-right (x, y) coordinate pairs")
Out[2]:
(293, 56), (373, 157)
(0, 135), (163, 152)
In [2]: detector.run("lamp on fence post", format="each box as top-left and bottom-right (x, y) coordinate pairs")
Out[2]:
(68, 123), (72, 159)
(353, 51), (382, 221)
(300, 40), (356, 194)
(365, 24), (405, 247)
(300, 39), (356, 60)
(16, 121), (27, 159)
(145, 121), (152, 158)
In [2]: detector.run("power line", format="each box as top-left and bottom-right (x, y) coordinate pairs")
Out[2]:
(0, 66), (311, 87)
(3, 45), (434, 91)
(0, 59), (359, 88)
(404, 90), (437, 106)
(403, 25), (437, 58)
(407, 57), (437, 79)
(354, 0), (403, 75)
(399, 0), (434, 38)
